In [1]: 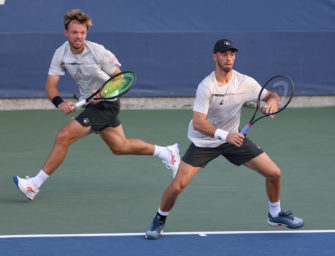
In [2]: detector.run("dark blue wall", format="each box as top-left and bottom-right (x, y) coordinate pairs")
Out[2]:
(0, 0), (334, 98)
(1, 0), (335, 32)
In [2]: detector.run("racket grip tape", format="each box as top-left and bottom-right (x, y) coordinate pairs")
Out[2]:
(240, 123), (252, 135)
(75, 100), (87, 108)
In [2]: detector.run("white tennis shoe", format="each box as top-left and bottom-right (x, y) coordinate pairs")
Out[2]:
(13, 176), (39, 200)
(163, 143), (181, 178)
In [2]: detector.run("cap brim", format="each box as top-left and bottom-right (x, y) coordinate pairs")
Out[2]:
(217, 47), (238, 53)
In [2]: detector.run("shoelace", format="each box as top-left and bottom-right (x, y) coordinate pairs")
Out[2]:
(278, 211), (294, 220)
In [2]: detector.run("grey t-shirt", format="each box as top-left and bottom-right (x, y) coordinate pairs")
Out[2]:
(188, 70), (267, 148)
(48, 40), (121, 101)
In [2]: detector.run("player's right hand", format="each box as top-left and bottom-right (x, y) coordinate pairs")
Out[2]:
(227, 133), (245, 147)
(58, 101), (76, 114)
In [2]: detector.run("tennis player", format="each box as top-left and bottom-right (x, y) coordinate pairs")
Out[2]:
(13, 9), (180, 200)
(145, 39), (304, 239)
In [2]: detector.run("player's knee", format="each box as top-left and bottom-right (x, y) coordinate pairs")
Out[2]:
(110, 144), (127, 155)
(111, 148), (122, 155)
(55, 129), (72, 145)
(268, 168), (281, 182)
(171, 182), (187, 195)
(109, 140), (135, 155)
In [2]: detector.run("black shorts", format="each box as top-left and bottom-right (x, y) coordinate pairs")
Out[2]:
(75, 100), (121, 133)
(182, 137), (264, 168)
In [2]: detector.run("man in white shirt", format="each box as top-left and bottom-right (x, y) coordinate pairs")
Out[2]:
(13, 9), (180, 201)
(145, 39), (304, 239)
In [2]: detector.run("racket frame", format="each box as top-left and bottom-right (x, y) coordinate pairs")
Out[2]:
(240, 74), (294, 135)
(75, 71), (135, 108)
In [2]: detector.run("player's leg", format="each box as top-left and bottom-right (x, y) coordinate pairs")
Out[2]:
(99, 124), (155, 155)
(160, 161), (200, 211)
(145, 143), (221, 239)
(42, 120), (92, 174)
(244, 152), (281, 203)
(145, 161), (200, 239)
(99, 124), (180, 177)
(244, 152), (304, 229)
(13, 120), (91, 200)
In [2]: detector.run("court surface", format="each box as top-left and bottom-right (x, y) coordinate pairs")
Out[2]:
(0, 107), (334, 255)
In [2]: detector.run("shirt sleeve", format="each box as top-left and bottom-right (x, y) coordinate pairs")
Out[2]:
(48, 49), (66, 76)
(193, 82), (211, 115)
(245, 76), (267, 101)
(100, 46), (121, 75)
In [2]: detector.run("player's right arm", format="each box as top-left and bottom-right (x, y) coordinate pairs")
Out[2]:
(192, 79), (244, 147)
(192, 111), (244, 147)
(45, 74), (76, 114)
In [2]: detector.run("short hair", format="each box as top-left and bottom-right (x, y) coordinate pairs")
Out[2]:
(64, 9), (92, 30)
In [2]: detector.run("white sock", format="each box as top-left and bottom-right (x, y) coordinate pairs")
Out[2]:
(31, 170), (49, 189)
(269, 200), (281, 218)
(153, 145), (169, 161)
(158, 208), (169, 216)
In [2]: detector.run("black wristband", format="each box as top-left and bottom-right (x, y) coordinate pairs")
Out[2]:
(51, 96), (64, 108)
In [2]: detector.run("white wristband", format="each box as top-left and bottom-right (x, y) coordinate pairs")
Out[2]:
(214, 129), (229, 141)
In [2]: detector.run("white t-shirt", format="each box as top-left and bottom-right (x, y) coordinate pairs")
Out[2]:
(188, 70), (267, 148)
(48, 40), (121, 101)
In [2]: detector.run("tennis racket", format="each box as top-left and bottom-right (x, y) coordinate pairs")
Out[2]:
(240, 74), (294, 135)
(75, 71), (136, 108)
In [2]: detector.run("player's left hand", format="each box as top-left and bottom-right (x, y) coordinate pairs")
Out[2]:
(89, 90), (102, 104)
(264, 99), (279, 118)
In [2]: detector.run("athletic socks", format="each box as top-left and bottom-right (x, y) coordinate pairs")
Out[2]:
(269, 201), (281, 218)
(153, 145), (170, 161)
(31, 170), (49, 189)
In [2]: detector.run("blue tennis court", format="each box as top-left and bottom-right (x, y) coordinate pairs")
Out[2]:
(1, 231), (335, 256)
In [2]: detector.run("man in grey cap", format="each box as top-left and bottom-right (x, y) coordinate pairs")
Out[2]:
(145, 38), (304, 240)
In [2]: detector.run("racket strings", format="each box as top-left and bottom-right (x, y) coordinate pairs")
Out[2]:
(100, 73), (135, 98)
(261, 75), (294, 114)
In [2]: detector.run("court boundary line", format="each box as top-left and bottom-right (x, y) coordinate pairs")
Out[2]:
(1, 230), (335, 239)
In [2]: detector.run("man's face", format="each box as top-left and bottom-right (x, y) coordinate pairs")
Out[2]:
(64, 20), (87, 53)
(213, 50), (236, 73)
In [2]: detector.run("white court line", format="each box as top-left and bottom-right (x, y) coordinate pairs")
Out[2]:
(1, 230), (335, 239)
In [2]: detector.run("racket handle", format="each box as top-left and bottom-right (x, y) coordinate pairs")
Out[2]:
(75, 100), (87, 108)
(240, 123), (252, 135)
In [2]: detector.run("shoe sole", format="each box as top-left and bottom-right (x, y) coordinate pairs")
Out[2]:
(172, 144), (181, 178)
(267, 219), (304, 229)
(13, 176), (33, 200)
(145, 231), (163, 240)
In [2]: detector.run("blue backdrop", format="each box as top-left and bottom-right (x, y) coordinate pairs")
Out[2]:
(0, 0), (334, 98)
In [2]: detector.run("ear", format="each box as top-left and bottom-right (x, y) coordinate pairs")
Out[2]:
(64, 29), (68, 37)
(212, 53), (217, 62)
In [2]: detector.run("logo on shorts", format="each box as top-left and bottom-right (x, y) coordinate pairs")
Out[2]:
(83, 118), (89, 124)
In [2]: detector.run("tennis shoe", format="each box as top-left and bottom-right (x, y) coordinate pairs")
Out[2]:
(163, 143), (180, 178)
(267, 211), (304, 229)
(145, 216), (165, 240)
(13, 175), (39, 200)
